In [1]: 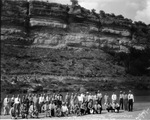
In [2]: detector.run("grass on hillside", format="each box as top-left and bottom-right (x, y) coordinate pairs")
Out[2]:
(1, 44), (150, 94)
(1, 44), (125, 77)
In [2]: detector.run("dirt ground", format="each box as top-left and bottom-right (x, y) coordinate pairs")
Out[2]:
(0, 102), (150, 120)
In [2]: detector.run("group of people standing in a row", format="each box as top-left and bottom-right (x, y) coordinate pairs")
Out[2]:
(109, 90), (134, 112)
(1, 90), (134, 119)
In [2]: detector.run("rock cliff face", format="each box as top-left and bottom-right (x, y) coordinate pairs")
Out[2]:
(1, 0), (33, 45)
(2, 0), (150, 52)
(1, 0), (149, 51)
(1, 0), (150, 93)
(29, 1), (132, 52)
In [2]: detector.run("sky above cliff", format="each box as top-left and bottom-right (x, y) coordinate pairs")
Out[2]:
(45, 0), (150, 24)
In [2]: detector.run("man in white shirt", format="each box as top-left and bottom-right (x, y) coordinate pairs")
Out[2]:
(39, 94), (45, 113)
(128, 90), (134, 112)
(3, 95), (10, 115)
(88, 93), (92, 102)
(78, 93), (82, 105)
(78, 93), (84, 103)
(97, 91), (103, 106)
(61, 102), (69, 116)
(104, 93), (109, 105)
(97, 91), (102, 100)
(14, 95), (21, 117)
(111, 92), (117, 104)
(80, 93), (85, 103)
(14, 95), (20, 104)
(46, 94), (50, 103)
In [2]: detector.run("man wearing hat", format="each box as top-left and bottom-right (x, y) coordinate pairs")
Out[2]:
(119, 91), (124, 110)
(128, 90), (134, 112)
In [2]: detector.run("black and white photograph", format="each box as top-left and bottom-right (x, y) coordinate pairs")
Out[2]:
(1, 0), (150, 119)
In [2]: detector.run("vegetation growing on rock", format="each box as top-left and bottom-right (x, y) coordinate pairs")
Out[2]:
(1, 0), (150, 94)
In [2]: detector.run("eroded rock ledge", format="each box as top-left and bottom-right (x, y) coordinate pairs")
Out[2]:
(1, 0), (150, 52)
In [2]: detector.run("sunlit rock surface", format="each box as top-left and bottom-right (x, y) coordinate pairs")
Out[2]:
(1, 0), (150, 51)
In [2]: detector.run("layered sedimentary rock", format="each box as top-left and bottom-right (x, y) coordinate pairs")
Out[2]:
(1, 0), (34, 45)
(29, 1), (132, 52)
(1, 0), (150, 52)
(1, 1), (150, 93)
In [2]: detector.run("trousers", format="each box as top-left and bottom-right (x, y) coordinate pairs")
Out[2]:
(128, 99), (133, 111)
(119, 98), (123, 110)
